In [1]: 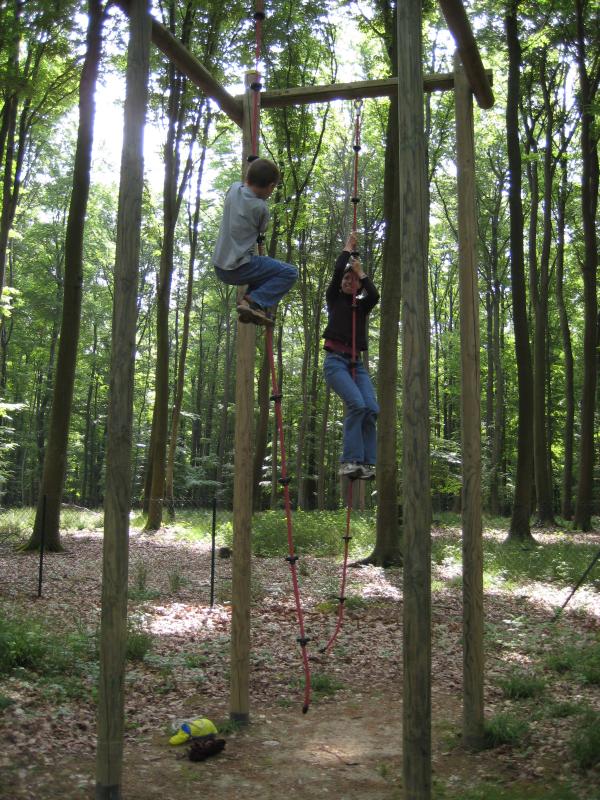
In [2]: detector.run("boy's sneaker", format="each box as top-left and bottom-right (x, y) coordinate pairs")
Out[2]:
(236, 296), (274, 327)
(339, 462), (363, 479)
(359, 465), (376, 480)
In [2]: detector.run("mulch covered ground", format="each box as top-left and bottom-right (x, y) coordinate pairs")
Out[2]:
(0, 524), (598, 799)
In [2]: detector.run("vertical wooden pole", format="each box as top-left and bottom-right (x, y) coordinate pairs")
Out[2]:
(454, 51), (484, 749)
(398, 2), (431, 798)
(96, 1), (150, 797)
(229, 70), (259, 723)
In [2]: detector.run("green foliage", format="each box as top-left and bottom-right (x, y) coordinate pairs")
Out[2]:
(225, 510), (376, 558)
(0, 693), (14, 710)
(545, 641), (600, 685)
(497, 671), (546, 700)
(569, 709), (600, 769)
(59, 507), (102, 532)
(126, 617), (154, 662)
(439, 783), (579, 800)
(304, 672), (344, 699)
(0, 507), (35, 541)
(483, 712), (529, 748)
(544, 700), (584, 719)
(316, 593), (368, 613)
(0, 615), (48, 673)
(483, 538), (598, 588)
(168, 569), (189, 594)
(0, 612), (97, 679)
(129, 560), (160, 601)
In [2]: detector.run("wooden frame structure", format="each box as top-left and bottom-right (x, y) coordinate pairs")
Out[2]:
(101, 1), (493, 798)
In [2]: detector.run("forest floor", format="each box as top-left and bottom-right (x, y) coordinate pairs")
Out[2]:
(0, 517), (599, 800)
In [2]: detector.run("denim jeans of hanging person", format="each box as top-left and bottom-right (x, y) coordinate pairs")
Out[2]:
(214, 255), (297, 308)
(323, 352), (379, 464)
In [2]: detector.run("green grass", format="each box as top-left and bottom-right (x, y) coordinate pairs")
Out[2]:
(0, 615), (49, 673)
(126, 617), (154, 661)
(438, 783), (579, 800)
(483, 712), (529, 747)
(0, 613), (98, 702)
(316, 592), (369, 614)
(544, 700), (585, 719)
(545, 641), (600, 685)
(431, 520), (599, 590)
(569, 709), (600, 769)
(308, 672), (344, 698)
(238, 509), (376, 558)
(0, 693), (14, 710)
(0, 507), (36, 540)
(170, 508), (376, 558)
(482, 538), (599, 588)
(497, 671), (546, 700)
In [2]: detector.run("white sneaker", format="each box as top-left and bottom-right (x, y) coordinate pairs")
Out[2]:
(359, 465), (376, 480)
(338, 462), (363, 479)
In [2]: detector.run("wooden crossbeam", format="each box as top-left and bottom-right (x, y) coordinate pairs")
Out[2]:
(115, 0), (242, 125)
(253, 71), (493, 109)
(438, 0), (495, 109)
(116, 0), (493, 122)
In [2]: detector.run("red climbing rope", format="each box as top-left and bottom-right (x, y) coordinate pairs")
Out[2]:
(249, 0), (264, 159)
(351, 99), (363, 237)
(265, 326), (311, 713)
(246, 2), (311, 711)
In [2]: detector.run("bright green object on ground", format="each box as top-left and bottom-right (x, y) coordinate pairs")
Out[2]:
(169, 717), (218, 745)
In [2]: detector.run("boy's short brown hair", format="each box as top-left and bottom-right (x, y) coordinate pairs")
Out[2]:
(246, 158), (280, 188)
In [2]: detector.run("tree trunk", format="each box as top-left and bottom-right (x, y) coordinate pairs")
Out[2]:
(146, 2), (196, 529)
(95, 1), (150, 796)
(369, 95), (402, 566)
(573, 0), (599, 531)
(25, 0), (103, 551)
(398, 0), (432, 795)
(0, 0), (21, 294)
(165, 108), (210, 513)
(555, 158), (574, 518)
(505, 6), (534, 543)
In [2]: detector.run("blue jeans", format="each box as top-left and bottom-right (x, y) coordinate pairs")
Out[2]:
(324, 352), (379, 464)
(214, 255), (297, 308)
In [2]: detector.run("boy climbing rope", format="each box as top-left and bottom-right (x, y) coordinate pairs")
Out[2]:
(212, 158), (297, 326)
(323, 232), (379, 480)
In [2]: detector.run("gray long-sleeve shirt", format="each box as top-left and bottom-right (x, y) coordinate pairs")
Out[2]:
(212, 181), (269, 270)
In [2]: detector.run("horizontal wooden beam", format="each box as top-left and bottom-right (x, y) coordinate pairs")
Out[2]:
(114, 0), (242, 126)
(437, 0), (495, 109)
(115, 0), (493, 117)
(254, 70), (493, 109)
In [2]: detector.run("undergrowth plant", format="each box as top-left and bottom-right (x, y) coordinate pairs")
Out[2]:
(569, 709), (600, 769)
(483, 712), (529, 747)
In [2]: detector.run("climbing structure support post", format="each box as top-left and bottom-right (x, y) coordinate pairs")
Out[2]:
(229, 70), (260, 724)
(95, 1), (151, 796)
(397, 1), (432, 798)
(454, 51), (484, 749)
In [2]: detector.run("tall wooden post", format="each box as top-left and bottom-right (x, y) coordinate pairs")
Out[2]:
(398, 1), (431, 798)
(229, 70), (259, 723)
(454, 51), (484, 749)
(95, 1), (150, 797)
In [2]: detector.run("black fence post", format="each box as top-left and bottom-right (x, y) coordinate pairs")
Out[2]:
(210, 496), (217, 607)
(37, 495), (46, 598)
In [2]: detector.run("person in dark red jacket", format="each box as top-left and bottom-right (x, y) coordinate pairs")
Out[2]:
(322, 232), (379, 480)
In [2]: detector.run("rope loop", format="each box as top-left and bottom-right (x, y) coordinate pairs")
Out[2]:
(265, 327), (311, 713)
